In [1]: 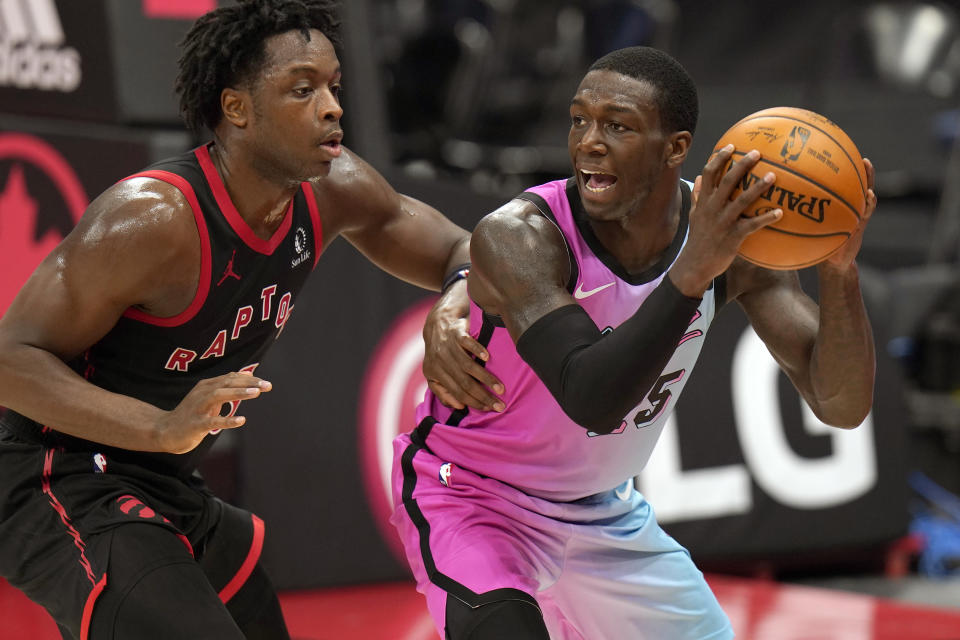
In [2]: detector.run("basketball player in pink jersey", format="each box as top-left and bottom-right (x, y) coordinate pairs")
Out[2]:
(393, 46), (877, 639)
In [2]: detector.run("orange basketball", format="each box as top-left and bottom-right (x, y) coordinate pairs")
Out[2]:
(712, 106), (868, 270)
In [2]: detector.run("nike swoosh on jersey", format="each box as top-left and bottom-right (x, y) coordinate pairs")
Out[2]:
(574, 281), (615, 299)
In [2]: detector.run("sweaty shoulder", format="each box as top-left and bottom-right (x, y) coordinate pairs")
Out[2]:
(308, 146), (395, 238)
(64, 176), (203, 314)
(473, 198), (564, 260)
(469, 197), (570, 320)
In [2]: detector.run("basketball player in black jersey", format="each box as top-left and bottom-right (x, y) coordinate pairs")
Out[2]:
(0, 2), (502, 638)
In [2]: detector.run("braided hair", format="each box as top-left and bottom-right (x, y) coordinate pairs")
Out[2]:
(176, 0), (341, 134)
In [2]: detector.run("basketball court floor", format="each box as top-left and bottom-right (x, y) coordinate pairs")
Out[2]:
(3, 574), (960, 639)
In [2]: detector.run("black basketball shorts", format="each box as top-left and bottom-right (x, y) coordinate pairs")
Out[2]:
(0, 425), (276, 639)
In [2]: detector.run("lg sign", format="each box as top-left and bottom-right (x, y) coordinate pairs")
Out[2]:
(0, 132), (87, 315)
(359, 301), (879, 559)
(639, 327), (876, 524)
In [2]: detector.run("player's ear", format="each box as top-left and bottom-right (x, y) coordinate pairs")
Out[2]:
(221, 88), (249, 128)
(665, 131), (692, 168)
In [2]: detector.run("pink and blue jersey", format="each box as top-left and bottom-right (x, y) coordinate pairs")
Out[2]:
(393, 178), (734, 639)
(413, 178), (724, 502)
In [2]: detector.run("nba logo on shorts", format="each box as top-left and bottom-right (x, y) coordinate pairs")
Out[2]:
(439, 462), (453, 487)
(93, 453), (107, 474)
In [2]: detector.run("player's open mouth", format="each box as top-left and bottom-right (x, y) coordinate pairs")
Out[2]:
(581, 169), (617, 193)
(319, 140), (342, 158)
(319, 129), (344, 158)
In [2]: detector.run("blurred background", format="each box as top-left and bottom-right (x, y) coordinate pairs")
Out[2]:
(1, 0), (960, 629)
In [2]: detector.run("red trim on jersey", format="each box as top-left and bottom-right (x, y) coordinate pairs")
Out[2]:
(176, 532), (195, 557)
(218, 514), (265, 604)
(119, 170), (213, 327)
(195, 145), (293, 255)
(79, 573), (107, 640)
(302, 182), (323, 269)
(41, 449), (98, 585)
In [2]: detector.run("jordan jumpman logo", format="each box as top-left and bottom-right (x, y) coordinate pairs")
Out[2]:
(217, 249), (242, 286)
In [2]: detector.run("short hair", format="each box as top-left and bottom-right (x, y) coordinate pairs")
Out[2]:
(588, 46), (698, 136)
(176, 0), (341, 135)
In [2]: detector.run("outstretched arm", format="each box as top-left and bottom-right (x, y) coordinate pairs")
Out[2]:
(729, 159), (878, 428)
(324, 149), (473, 289)
(319, 148), (503, 410)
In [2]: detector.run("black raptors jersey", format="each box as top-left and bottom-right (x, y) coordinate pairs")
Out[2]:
(2, 144), (322, 475)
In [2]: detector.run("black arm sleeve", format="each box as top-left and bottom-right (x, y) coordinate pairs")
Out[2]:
(516, 277), (702, 434)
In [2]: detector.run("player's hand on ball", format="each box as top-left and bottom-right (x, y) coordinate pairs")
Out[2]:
(156, 371), (271, 454)
(671, 145), (782, 297)
(824, 158), (877, 270)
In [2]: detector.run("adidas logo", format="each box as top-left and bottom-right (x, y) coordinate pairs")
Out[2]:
(0, 0), (81, 92)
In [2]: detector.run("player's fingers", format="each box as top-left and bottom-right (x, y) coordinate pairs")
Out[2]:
(701, 144), (734, 189)
(231, 373), (272, 391)
(459, 360), (504, 399)
(427, 380), (465, 411)
(457, 334), (489, 363)
(208, 371), (272, 391)
(429, 357), (503, 411)
(424, 341), (504, 410)
(203, 386), (266, 416)
(729, 170), (775, 216)
(456, 375), (505, 412)
(439, 368), (501, 411)
(443, 346), (505, 409)
(457, 336), (504, 394)
(692, 174), (702, 205)
(862, 158), (877, 222)
(740, 207), (783, 234)
(209, 414), (248, 431)
(718, 149), (761, 194)
(863, 189), (877, 222)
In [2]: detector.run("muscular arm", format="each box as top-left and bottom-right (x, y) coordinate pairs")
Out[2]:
(318, 148), (471, 289)
(0, 179), (267, 453)
(730, 261), (875, 427)
(470, 201), (702, 434)
(316, 147), (502, 410)
(727, 159), (878, 428)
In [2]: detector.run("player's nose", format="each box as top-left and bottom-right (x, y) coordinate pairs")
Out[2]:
(577, 123), (606, 154)
(318, 88), (342, 121)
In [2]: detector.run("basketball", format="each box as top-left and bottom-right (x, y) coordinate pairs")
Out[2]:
(712, 106), (868, 270)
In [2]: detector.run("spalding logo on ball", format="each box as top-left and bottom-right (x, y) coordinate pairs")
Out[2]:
(713, 106), (868, 270)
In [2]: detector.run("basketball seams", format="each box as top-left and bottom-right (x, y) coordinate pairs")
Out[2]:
(727, 112), (867, 200)
(747, 251), (842, 270)
(715, 106), (867, 269)
(745, 229), (848, 269)
(757, 226), (851, 240)
(724, 150), (863, 224)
